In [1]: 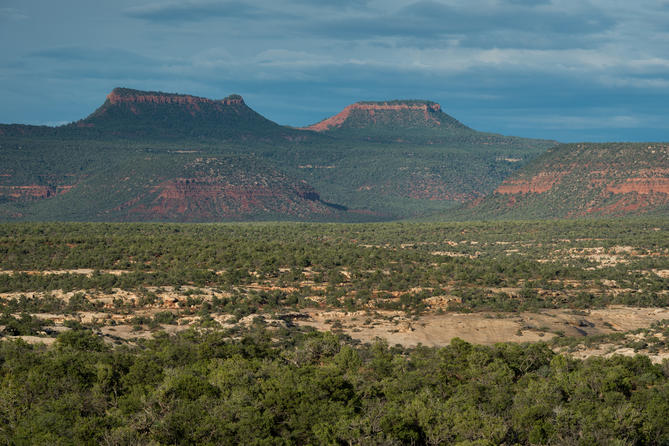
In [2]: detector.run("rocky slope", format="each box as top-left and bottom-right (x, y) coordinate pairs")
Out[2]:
(105, 157), (345, 221)
(296, 99), (556, 211)
(302, 99), (551, 148)
(1, 153), (351, 222)
(462, 143), (669, 218)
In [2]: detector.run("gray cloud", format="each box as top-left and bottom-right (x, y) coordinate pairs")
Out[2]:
(400, 1), (613, 38)
(457, 31), (604, 50)
(0, 7), (28, 21)
(288, 0), (371, 8)
(503, 0), (551, 5)
(290, 0), (615, 50)
(30, 47), (152, 64)
(124, 0), (286, 22)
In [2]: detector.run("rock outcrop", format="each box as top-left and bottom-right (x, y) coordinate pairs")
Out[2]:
(105, 88), (245, 107)
(467, 143), (669, 218)
(304, 101), (456, 132)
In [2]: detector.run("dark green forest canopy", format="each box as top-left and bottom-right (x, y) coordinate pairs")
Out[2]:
(1, 327), (669, 445)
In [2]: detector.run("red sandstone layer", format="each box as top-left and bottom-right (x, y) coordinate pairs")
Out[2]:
(114, 177), (328, 219)
(106, 91), (244, 107)
(606, 178), (669, 195)
(496, 172), (569, 195)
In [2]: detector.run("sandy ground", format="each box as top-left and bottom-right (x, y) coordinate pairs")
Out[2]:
(8, 305), (669, 363)
(297, 306), (669, 348)
(567, 345), (669, 364)
(4, 280), (669, 364)
(0, 269), (135, 276)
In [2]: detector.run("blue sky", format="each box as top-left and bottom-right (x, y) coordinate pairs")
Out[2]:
(1, 0), (668, 141)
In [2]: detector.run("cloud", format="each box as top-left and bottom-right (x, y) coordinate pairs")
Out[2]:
(0, 7), (27, 21)
(402, 1), (613, 38)
(30, 47), (151, 64)
(502, 0), (551, 5)
(288, 0), (371, 8)
(20, 46), (182, 86)
(254, 49), (337, 68)
(40, 120), (70, 127)
(518, 114), (645, 130)
(291, 0), (615, 50)
(124, 0), (283, 23)
(405, 1), (593, 30)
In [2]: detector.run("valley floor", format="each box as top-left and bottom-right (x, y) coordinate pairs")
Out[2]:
(1, 219), (668, 444)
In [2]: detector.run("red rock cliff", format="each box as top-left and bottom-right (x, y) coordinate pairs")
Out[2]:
(106, 89), (244, 107)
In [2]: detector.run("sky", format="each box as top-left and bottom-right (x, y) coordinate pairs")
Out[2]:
(1, 0), (668, 142)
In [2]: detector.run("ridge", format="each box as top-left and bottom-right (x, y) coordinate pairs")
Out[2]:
(106, 88), (245, 106)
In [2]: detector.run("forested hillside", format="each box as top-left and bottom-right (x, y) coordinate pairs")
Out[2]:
(462, 143), (669, 219)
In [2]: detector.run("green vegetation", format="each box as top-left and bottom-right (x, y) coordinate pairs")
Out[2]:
(2, 326), (669, 444)
(0, 219), (666, 313)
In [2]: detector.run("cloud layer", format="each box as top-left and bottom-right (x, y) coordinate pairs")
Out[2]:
(1, 0), (668, 141)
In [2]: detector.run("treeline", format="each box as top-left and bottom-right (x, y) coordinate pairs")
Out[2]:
(0, 327), (668, 444)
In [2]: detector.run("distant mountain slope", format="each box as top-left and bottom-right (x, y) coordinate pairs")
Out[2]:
(305, 100), (470, 132)
(303, 100), (551, 148)
(461, 143), (669, 219)
(68, 88), (311, 140)
(0, 89), (557, 222)
(0, 88), (311, 141)
(99, 156), (347, 222)
(0, 150), (353, 222)
(295, 99), (556, 213)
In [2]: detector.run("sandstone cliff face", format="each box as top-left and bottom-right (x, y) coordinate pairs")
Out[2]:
(495, 171), (570, 195)
(102, 89), (245, 117)
(89, 89), (246, 120)
(606, 177), (669, 195)
(106, 89), (244, 106)
(477, 143), (669, 217)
